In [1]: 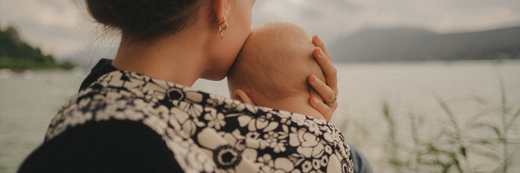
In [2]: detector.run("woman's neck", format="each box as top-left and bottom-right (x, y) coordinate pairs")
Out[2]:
(111, 30), (208, 87)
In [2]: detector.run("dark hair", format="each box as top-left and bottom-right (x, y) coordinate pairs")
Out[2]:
(86, 0), (204, 41)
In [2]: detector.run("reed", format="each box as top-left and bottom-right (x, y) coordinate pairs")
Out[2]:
(381, 100), (405, 172)
(376, 73), (519, 173)
(465, 73), (520, 173)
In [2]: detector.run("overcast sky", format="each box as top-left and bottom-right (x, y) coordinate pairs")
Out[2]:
(1, 0), (520, 60)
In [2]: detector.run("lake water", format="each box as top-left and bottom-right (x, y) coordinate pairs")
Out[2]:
(1, 60), (519, 173)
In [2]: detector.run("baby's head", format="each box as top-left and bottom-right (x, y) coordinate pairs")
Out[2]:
(227, 22), (326, 107)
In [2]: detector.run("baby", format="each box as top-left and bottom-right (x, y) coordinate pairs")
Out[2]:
(228, 22), (374, 172)
(227, 22), (327, 121)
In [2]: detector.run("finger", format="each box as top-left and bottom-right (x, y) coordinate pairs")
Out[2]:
(312, 35), (331, 61)
(313, 48), (338, 93)
(310, 97), (332, 122)
(309, 75), (337, 103)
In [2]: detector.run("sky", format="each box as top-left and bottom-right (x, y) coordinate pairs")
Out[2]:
(1, 0), (520, 62)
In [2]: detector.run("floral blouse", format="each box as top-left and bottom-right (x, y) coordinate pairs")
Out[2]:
(30, 60), (353, 173)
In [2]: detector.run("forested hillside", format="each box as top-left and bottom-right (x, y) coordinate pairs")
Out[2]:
(330, 26), (520, 62)
(0, 26), (75, 70)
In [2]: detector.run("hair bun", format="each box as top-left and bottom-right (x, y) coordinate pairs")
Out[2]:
(86, 0), (203, 41)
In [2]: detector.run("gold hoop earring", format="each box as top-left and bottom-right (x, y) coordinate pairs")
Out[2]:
(216, 17), (228, 39)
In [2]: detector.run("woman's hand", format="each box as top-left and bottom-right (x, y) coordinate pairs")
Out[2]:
(308, 35), (338, 122)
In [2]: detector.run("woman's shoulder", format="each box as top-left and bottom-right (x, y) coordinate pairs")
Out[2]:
(45, 69), (169, 140)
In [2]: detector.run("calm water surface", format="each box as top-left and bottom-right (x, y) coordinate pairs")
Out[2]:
(1, 60), (519, 173)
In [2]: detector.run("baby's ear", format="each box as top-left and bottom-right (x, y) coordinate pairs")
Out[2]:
(235, 89), (255, 105)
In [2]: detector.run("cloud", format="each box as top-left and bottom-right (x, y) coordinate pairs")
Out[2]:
(435, 5), (519, 32)
(252, 0), (363, 43)
(350, 0), (520, 31)
(1, 0), (78, 28)
(252, 0), (520, 44)
(1, 0), (75, 55)
(1, 0), (519, 58)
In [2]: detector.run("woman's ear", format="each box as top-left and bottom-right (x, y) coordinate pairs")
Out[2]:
(234, 89), (255, 105)
(213, 0), (229, 23)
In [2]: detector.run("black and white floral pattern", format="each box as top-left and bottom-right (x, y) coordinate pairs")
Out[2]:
(45, 70), (354, 173)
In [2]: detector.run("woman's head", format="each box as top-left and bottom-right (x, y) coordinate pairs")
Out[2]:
(204, 0), (256, 80)
(86, 0), (256, 81)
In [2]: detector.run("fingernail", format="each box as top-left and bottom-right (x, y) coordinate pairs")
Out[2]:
(313, 98), (320, 105)
(312, 75), (318, 83)
(317, 35), (322, 42)
(319, 49), (325, 56)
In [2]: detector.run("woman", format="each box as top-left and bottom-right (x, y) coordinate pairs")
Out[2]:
(18, 0), (352, 172)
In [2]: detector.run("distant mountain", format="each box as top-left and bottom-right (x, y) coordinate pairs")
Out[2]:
(330, 26), (520, 62)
